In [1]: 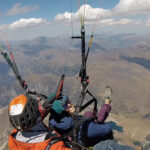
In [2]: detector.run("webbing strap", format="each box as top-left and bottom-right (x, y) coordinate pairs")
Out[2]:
(45, 137), (62, 150)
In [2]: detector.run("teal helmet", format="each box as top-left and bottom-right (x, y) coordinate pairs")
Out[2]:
(52, 95), (69, 114)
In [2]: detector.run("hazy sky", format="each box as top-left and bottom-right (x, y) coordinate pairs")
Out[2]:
(0, 0), (150, 41)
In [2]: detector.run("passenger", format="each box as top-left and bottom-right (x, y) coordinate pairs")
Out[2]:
(49, 95), (74, 136)
(49, 94), (113, 147)
(8, 94), (73, 150)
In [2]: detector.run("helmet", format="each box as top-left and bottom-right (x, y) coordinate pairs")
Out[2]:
(52, 95), (70, 114)
(9, 94), (39, 131)
(60, 95), (70, 107)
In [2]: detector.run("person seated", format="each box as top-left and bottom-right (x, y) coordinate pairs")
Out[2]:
(49, 95), (74, 136)
(8, 94), (73, 150)
(49, 95), (113, 147)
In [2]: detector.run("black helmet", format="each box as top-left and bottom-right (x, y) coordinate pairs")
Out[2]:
(9, 94), (39, 131)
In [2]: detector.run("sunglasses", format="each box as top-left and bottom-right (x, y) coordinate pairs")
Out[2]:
(63, 104), (72, 109)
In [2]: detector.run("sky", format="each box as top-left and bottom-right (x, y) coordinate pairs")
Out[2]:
(0, 0), (150, 41)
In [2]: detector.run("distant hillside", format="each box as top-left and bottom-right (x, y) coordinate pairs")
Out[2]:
(0, 34), (150, 116)
(120, 55), (150, 70)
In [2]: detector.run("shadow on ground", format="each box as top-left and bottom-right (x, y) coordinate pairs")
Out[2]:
(108, 121), (123, 133)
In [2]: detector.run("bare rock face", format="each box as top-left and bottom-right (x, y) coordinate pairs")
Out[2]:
(145, 135), (150, 141)
(0, 107), (12, 150)
(142, 142), (150, 150)
(140, 135), (150, 150)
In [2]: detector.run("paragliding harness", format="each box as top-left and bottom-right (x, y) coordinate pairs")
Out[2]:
(71, 24), (113, 147)
(71, 24), (98, 149)
(68, 0), (106, 148)
(72, 27), (97, 115)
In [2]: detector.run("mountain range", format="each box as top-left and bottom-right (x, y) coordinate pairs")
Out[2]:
(0, 33), (150, 149)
